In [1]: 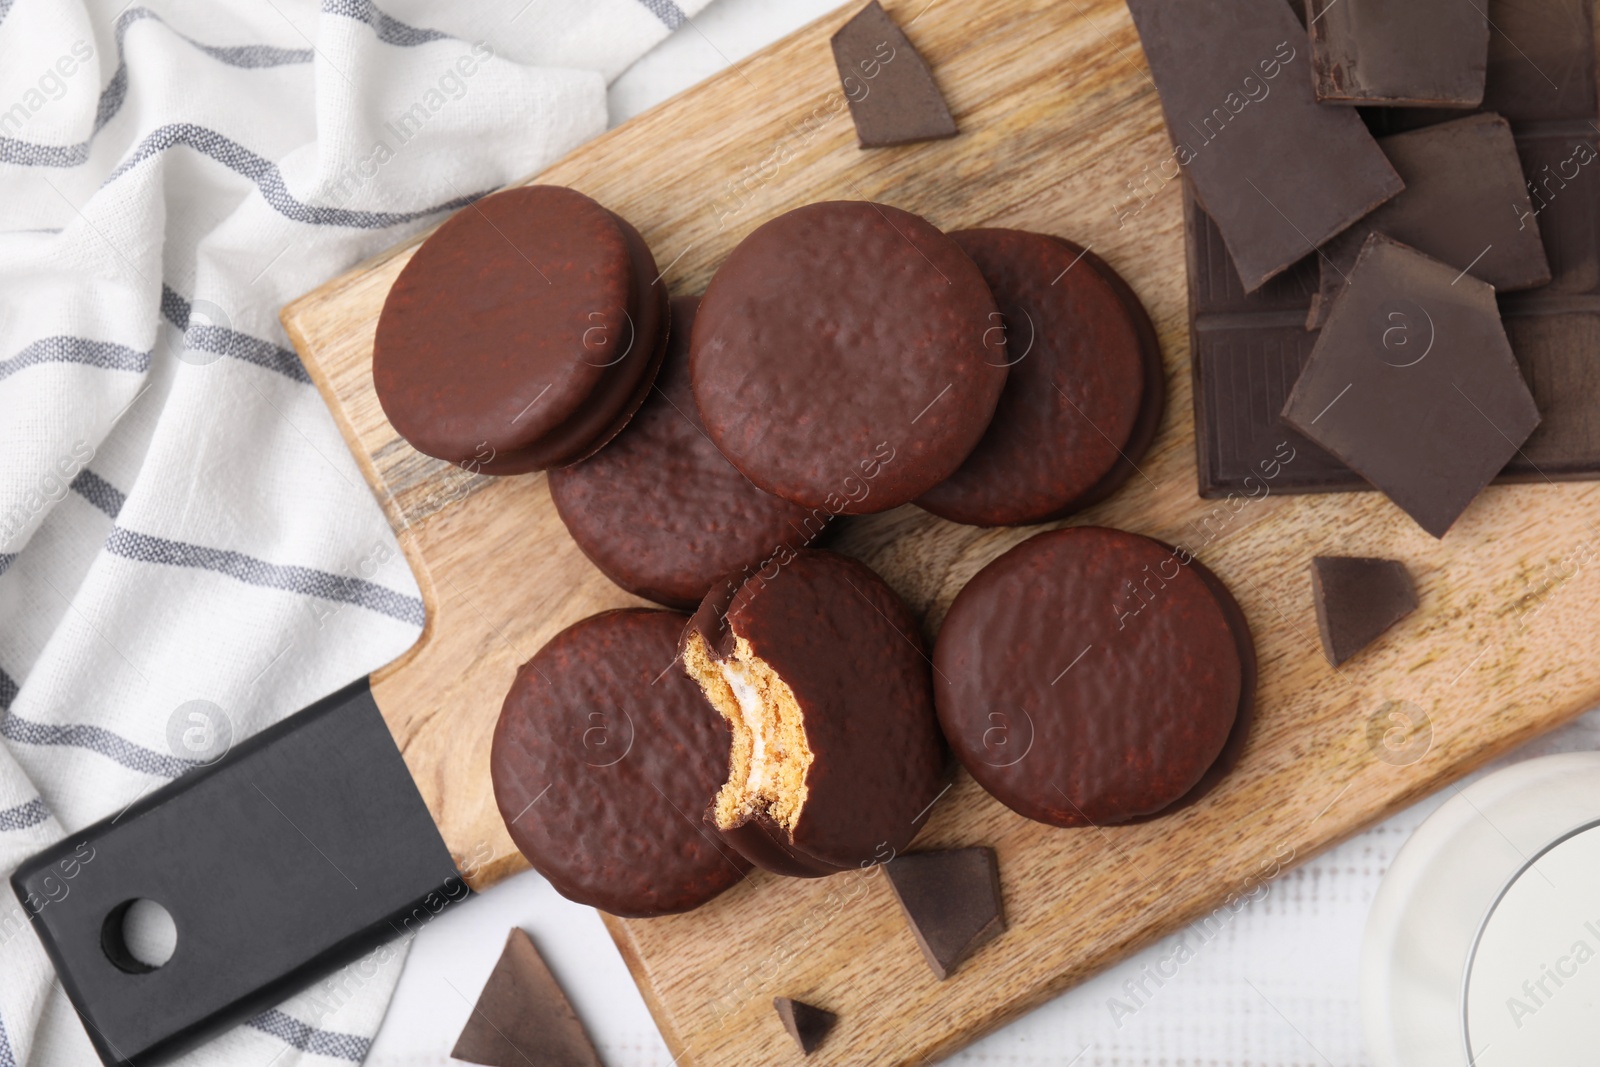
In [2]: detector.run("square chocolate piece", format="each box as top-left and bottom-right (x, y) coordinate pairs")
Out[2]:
(1308, 113), (1550, 329)
(1282, 235), (1540, 538)
(1126, 0), (1402, 292)
(1306, 0), (1488, 107)
(1482, 0), (1598, 123)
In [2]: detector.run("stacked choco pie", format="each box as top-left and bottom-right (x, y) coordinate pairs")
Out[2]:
(373, 187), (1255, 921)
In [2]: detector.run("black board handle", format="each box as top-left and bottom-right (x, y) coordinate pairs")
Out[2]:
(11, 678), (463, 1067)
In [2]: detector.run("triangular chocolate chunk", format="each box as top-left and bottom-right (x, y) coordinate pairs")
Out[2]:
(1310, 556), (1419, 668)
(830, 1), (958, 148)
(451, 928), (602, 1067)
(883, 848), (1005, 979)
(773, 997), (837, 1055)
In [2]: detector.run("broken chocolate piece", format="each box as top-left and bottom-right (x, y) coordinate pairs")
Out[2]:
(773, 997), (837, 1055)
(1481, 0), (1597, 123)
(1126, 0), (1402, 292)
(1308, 113), (1549, 329)
(883, 848), (1006, 980)
(1282, 235), (1540, 538)
(1306, 0), (1488, 107)
(830, 1), (957, 149)
(1310, 557), (1419, 667)
(451, 929), (602, 1067)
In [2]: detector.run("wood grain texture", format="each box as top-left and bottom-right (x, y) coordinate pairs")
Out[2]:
(279, 1), (1600, 1062)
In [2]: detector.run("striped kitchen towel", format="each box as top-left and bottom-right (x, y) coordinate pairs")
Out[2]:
(0, 0), (710, 1063)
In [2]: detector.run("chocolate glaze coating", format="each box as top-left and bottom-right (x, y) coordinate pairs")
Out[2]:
(684, 550), (947, 874)
(492, 609), (748, 917)
(498, 216), (670, 471)
(1124, 550), (1256, 822)
(933, 527), (1243, 826)
(717, 814), (849, 878)
(691, 201), (1007, 513)
(1061, 240), (1167, 512)
(550, 297), (824, 610)
(916, 230), (1161, 526)
(374, 186), (666, 474)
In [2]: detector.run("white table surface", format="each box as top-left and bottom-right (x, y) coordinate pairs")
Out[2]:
(363, 3), (1600, 1064)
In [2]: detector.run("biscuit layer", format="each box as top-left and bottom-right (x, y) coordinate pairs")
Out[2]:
(682, 631), (812, 833)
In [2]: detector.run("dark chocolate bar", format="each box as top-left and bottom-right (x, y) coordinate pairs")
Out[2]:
(1127, 0), (1402, 292)
(1189, 0), (1600, 498)
(1306, 0), (1488, 107)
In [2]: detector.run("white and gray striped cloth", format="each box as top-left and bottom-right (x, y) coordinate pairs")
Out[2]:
(0, 0), (708, 1063)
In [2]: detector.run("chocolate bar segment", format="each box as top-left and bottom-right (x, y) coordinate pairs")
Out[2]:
(1126, 0), (1402, 292)
(831, 1), (957, 148)
(1306, 0), (1488, 107)
(1308, 113), (1550, 329)
(1282, 235), (1539, 538)
(1186, 184), (1354, 497)
(1481, 0), (1598, 122)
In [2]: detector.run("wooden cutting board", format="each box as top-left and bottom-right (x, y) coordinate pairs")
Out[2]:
(279, 1), (1600, 1062)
